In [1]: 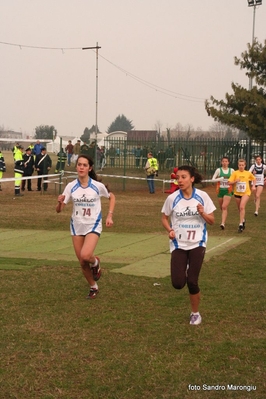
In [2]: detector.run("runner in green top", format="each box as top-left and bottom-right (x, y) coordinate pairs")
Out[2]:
(212, 157), (234, 230)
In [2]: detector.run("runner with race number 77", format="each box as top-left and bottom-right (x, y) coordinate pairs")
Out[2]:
(161, 165), (216, 326)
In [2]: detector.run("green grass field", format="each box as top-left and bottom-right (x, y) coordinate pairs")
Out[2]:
(0, 150), (265, 398)
(0, 229), (249, 277)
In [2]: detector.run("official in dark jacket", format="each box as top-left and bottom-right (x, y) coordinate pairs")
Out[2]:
(22, 147), (35, 191)
(35, 147), (52, 191)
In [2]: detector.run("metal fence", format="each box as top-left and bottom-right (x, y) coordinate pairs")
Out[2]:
(101, 137), (266, 179)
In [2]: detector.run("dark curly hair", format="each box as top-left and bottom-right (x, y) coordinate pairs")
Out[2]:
(178, 165), (203, 185)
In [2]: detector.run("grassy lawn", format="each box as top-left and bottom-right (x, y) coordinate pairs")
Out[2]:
(0, 151), (265, 398)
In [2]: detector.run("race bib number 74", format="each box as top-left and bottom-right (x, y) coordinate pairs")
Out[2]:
(75, 205), (92, 217)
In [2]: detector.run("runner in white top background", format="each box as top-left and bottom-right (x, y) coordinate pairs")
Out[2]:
(249, 155), (266, 216)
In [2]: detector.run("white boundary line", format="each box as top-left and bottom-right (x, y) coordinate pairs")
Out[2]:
(206, 237), (235, 253)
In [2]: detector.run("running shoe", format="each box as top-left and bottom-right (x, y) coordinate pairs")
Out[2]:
(91, 256), (101, 281)
(254, 211), (258, 217)
(190, 313), (202, 325)
(238, 224), (243, 233)
(242, 220), (246, 230)
(87, 287), (99, 299)
(220, 224), (225, 230)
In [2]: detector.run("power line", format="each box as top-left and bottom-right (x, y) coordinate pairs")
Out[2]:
(0, 39), (205, 103)
(0, 40), (81, 51)
(99, 53), (205, 103)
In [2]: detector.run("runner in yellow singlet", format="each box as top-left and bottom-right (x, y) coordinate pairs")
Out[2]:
(228, 159), (256, 233)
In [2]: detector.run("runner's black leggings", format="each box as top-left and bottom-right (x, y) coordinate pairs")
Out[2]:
(171, 247), (206, 295)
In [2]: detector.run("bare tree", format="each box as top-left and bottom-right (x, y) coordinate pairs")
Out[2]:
(154, 120), (163, 136)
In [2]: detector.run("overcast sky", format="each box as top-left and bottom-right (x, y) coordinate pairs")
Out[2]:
(1, 0), (265, 137)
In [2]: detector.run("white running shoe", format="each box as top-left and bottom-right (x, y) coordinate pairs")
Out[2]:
(190, 313), (202, 325)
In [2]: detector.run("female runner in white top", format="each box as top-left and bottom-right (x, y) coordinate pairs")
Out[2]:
(161, 165), (216, 325)
(56, 155), (115, 299)
(249, 155), (266, 216)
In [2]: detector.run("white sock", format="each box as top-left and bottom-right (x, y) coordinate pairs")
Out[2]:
(192, 312), (199, 315)
(92, 258), (98, 267)
(91, 283), (98, 290)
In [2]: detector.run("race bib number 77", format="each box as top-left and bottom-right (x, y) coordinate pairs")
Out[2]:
(177, 224), (201, 242)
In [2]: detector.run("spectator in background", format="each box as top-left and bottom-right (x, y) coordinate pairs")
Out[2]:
(142, 146), (148, 167)
(157, 149), (166, 171)
(96, 146), (102, 169)
(165, 145), (175, 169)
(73, 140), (81, 163)
(184, 148), (191, 162)
(21, 147), (34, 192)
(80, 142), (90, 156)
(55, 148), (67, 173)
(65, 140), (74, 166)
(135, 145), (142, 168)
(100, 146), (106, 170)
(145, 152), (159, 194)
(108, 145), (116, 167)
(33, 140), (42, 156)
(0, 150), (6, 191)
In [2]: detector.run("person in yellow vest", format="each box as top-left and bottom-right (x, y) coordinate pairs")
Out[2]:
(14, 145), (25, 196)
(145, 152), (159, 194)
(12, 142), (20, 160)
(29, 143), (34, 157)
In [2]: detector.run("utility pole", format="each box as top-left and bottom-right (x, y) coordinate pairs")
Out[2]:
(246, 0), (262, 167)
(82, 43), (101, 167)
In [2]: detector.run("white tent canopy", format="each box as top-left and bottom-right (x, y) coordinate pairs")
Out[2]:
(46, 137), (82, 153)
